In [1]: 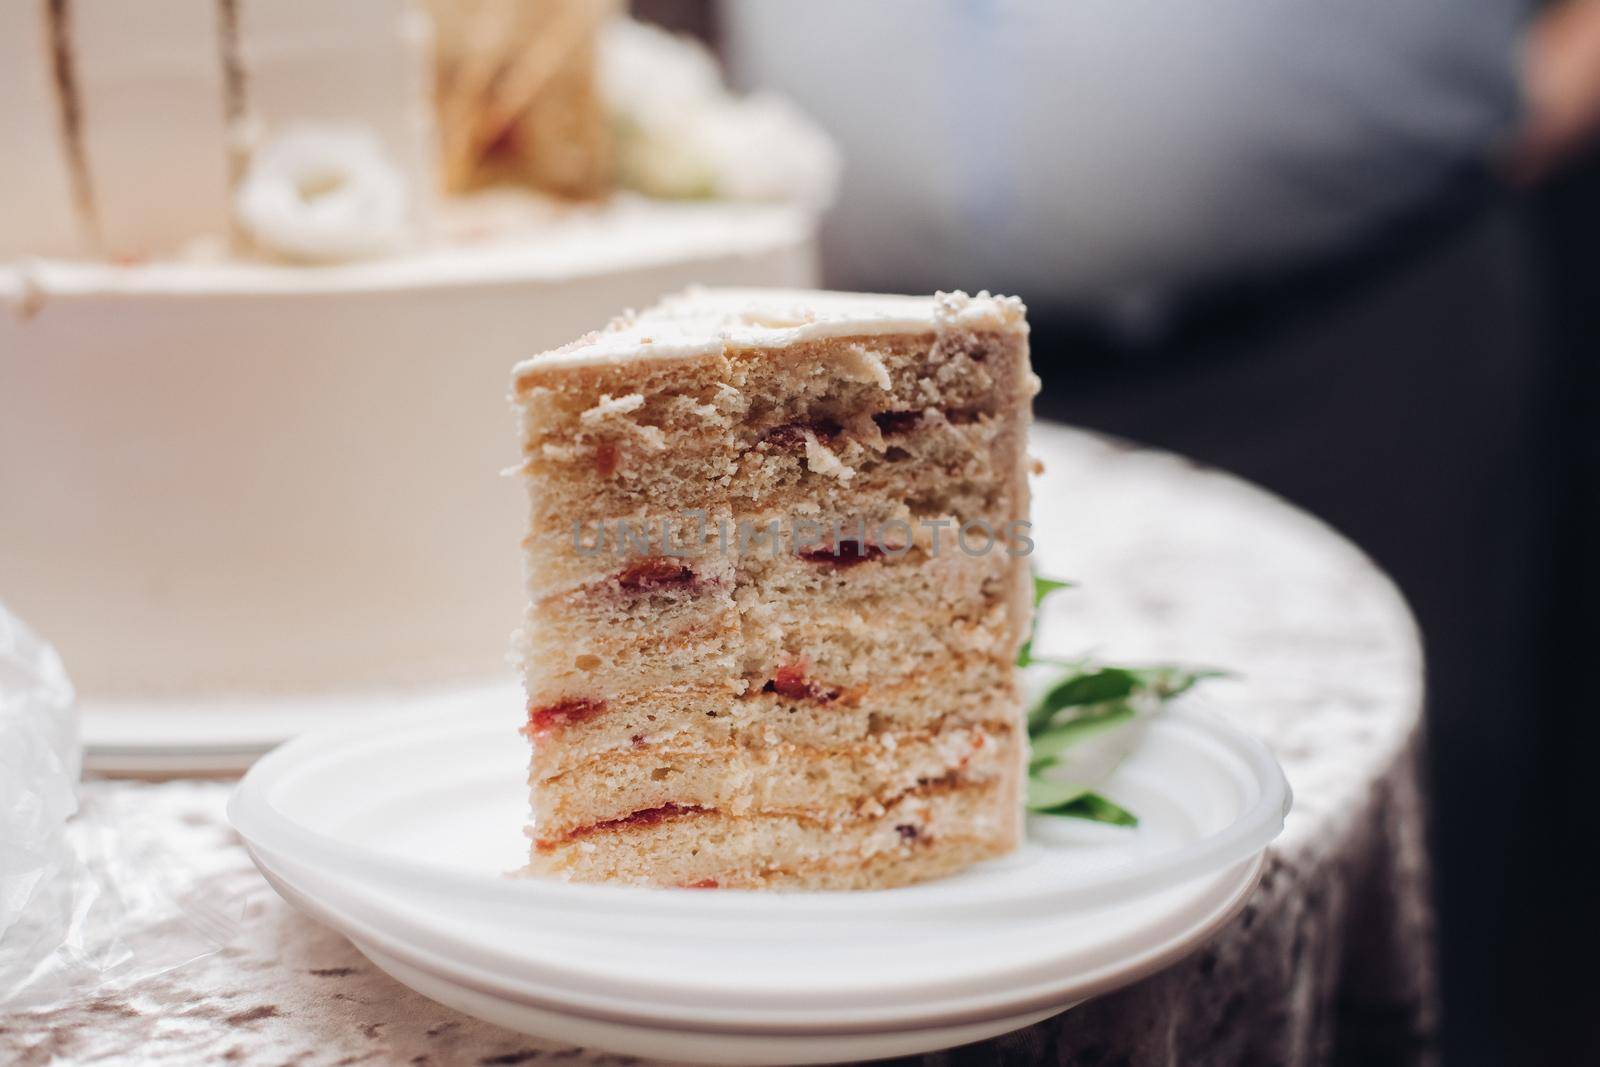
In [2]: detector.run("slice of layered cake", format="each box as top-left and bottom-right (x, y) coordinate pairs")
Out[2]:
(510, 289), (1038, 889)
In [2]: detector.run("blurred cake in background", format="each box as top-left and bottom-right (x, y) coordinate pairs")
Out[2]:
(0, 1), (836, 722)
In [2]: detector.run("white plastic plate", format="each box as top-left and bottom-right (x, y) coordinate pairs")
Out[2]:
(230, 701), (1285, 1062)
(231, 703), (1288, 928)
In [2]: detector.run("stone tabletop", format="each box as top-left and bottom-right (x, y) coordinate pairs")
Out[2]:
(0, 425), (1432, 1066)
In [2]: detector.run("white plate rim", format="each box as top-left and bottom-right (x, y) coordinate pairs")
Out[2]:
(250, 841), (1264, 1035)
(351, 943), (1067, 1066)
(248, 829), (1264, 1021)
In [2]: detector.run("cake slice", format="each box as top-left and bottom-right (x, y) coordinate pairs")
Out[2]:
(510, 288), (1038, 890)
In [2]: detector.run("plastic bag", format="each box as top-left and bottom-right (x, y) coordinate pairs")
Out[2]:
(0, 603), (79, 955)
(0, 604), (244, 1009)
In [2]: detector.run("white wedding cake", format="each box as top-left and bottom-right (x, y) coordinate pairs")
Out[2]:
(0, 1), (834, 710)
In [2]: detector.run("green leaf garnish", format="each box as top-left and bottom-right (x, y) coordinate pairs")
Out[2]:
(1020, 575), (1230, 827)
(1027, 668), (1141, 733)
(1028, 702), (1136, 764)
(1027, 665), (1230, 735)
(1128, 665), (1232, 700)
(1032, 576), (1073, 607)
(1037, 792), (1140, 827)
(1017, 575), (1074, 667)
(1026, 775), (1090, 810)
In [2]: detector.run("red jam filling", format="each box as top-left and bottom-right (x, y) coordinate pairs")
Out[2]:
(523, 697), (606, 736)
(798, 539), (885, 567)
(616, 557), (697, 592)
(763, 664), (840, 703)
(538, 803), (706, 849)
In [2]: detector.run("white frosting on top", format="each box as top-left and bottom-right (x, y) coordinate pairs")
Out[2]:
(519, 288), (1029, 373)
(0, 197), (812, 305)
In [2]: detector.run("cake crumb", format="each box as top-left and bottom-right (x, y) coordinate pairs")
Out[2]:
(837, 343), (892, 389)
(579, 393), (645, 424)
(802, 431), (854, 481)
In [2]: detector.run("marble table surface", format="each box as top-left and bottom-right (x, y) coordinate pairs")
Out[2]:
(0, 426), (1433, 1066)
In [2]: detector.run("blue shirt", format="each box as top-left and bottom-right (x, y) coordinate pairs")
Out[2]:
(724, 0), (1527, 305)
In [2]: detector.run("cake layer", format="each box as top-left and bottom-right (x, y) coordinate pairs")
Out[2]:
(524, 653), (1019, 777)
(522, 545), (1013, 697)
(514, 330), (1016, 454)
(735, 596), (1015, 685)
(532, 533), (1012, 616)
(519, 411), (1024, 583)
(518, 382), (1015, 502)
(527, 775), (1022, 889)
(725, 408), (1020, 513)
(520, 552), (1016, 696)
(519, 594), (1014, 705)
(525, 499), (1023, 601)
(516, 336), (1027, 547)
(531, 720), (1015, 838)
(518, 558), (741, 703)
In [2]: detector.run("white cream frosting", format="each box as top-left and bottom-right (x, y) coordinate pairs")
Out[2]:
(518, 288), (1030, 372)
(0, 197), (813, 304)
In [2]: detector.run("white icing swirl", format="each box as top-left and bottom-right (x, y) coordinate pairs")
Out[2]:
(235, 125), (410, 263)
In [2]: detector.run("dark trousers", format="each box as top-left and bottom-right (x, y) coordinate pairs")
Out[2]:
(1033, 174), (1595, 1065)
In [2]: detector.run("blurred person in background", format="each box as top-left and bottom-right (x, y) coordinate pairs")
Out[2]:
(676, 0), (1600, 1062)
